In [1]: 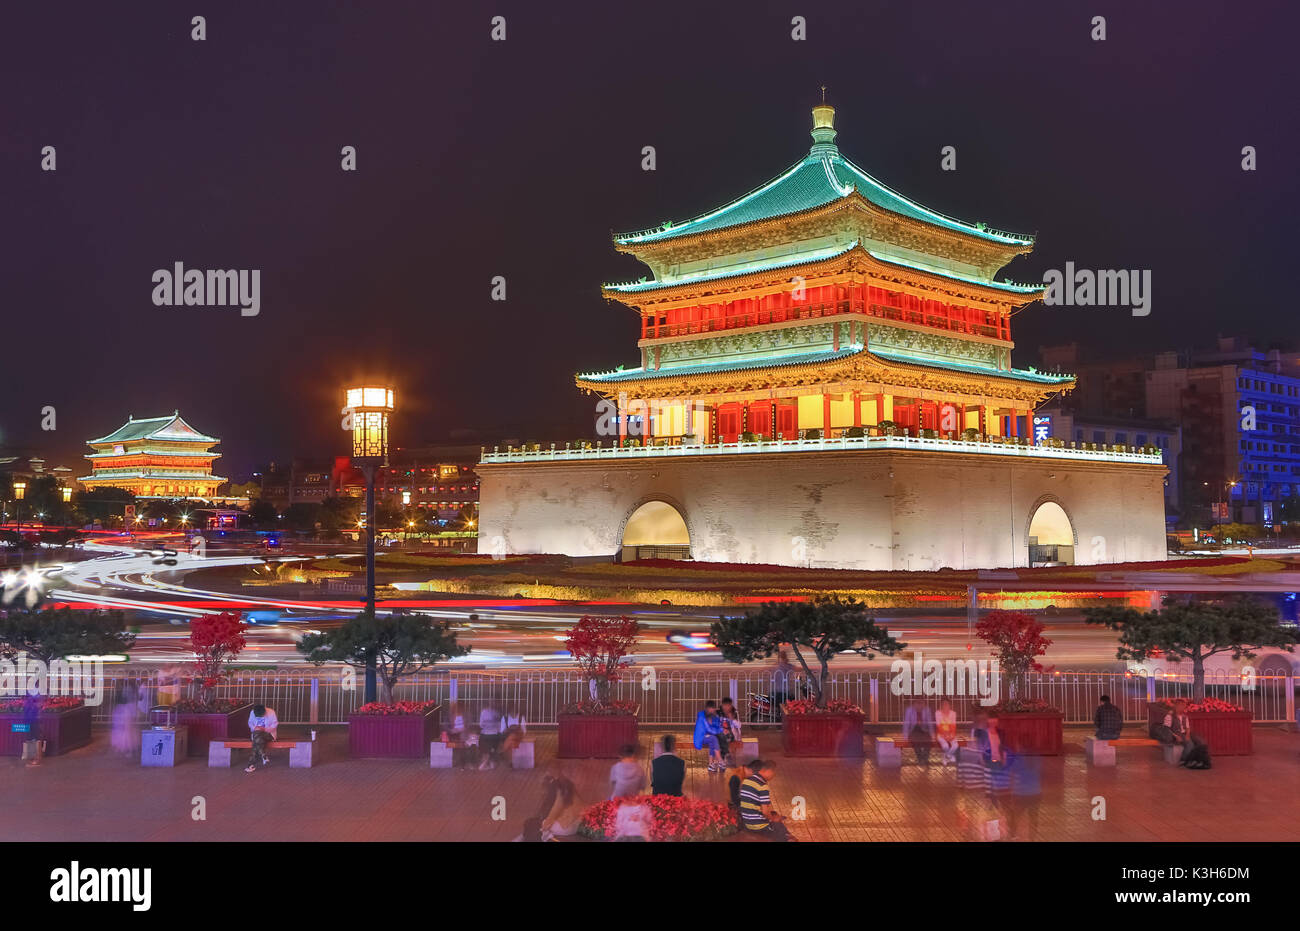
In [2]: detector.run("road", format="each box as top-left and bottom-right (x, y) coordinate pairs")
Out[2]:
(13, 536), (1146, 671)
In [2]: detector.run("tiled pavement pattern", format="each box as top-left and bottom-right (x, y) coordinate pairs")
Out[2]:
(4, 726), (1298, 842)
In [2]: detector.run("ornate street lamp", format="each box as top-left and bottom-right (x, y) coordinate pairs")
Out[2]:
(61, 485), (73, 503)
(344, 385), (394, 703)
(12, 480), (26, 530)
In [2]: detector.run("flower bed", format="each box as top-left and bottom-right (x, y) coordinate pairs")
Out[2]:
(356, 700), (439, 715)
(1147, 700), (1253, 755)
(0, 698), (93, 757)
(985, 700), (1063, 756)
(578, 796), (738, 841)
(782, 704), (864, 757)
(349, 702), (441, 758)
(152, 701), (253, 756)
(558, 710), (639, 758)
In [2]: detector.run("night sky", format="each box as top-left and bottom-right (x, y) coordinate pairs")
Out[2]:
(3, 0), (1297, 479)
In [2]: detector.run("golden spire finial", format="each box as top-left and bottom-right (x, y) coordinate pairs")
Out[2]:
(821, 85), (827, 104)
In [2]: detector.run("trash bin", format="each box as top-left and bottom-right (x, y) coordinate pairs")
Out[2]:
(21, 739), (45, 765)
(141, 726), (188, 766)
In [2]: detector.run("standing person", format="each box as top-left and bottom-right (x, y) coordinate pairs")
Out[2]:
(693, 700), (725, 773)
(720, 699), (744, 766)
(535, 760), (582, 840)
(977, 713), (1011, 839)
(935, 698), (959, 765)
(1093, 694), (1124, 740)
(902, 698), (936, 766)
(651, 735), (686, 796)
(111, 682), (142, 756)
(608, 743), (647, 800)
(1006, 751), (1043, 841)
(243, 703), (278, 773)
(771, 650), (796, 719)
(21, 687), (43, 767)
(478, 701), (504, 770)
(738, 760), (794, 841)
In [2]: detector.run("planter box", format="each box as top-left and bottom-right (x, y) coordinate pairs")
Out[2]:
(0, 705), (93, 756)
(349, 707), (442, 758)
(557, 713), (638, 759)
(151, 704), (253, 756)
(996, 712), (1064, 755)
(1147, 703), (1253, 756)
(782, 712), (865, 757)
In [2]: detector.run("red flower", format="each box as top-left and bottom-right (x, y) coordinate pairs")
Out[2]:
(783, 698), (863, 715)
(355, 700), (438, 716)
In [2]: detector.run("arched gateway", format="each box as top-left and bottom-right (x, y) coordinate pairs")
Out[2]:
(620, 500), (691, 562)
(1027, 500), (1076, 566)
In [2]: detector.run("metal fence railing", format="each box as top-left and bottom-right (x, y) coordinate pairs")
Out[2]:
(77, 667), (1299, 728)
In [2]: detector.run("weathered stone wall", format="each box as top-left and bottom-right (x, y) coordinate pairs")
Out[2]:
(477, 450), (1167, 570)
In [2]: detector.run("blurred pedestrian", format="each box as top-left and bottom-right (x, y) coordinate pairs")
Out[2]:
(902, 698), (935, 766)
(1006, 751), (1042, 841)
(110, 682), (142, 755)
(608, 743), (646, 799)
(479, 701), (504, 770)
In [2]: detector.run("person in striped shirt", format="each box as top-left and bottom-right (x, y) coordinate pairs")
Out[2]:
(738, 760), (793, 841)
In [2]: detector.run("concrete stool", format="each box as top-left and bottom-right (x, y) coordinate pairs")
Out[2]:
(430, 741), (455, 768)
(1084, 736), (1116, 766)
(874, 737), (902, 768)
(734, 737), (759, 762)
(1162, 743), (1183, 765)
(511, 740), (535, 769)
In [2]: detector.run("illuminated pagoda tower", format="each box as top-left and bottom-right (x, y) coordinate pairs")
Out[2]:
(477, 101), (1168, 570)
(80, 411), (226, 499)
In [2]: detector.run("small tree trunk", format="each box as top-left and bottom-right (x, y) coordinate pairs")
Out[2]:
(1192, 652), (1205, 702)
(818, 659), (831, 709)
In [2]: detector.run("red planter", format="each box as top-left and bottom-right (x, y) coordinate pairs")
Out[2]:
(0, 705), (93, 756)
(782, 713), (865, 757)
(995, 712), (1063, 755)
(557, 713), (639, 758)
(349, 707), (442, 758)
(152, 704), (253, 756)
(1147, 703), (1253, 755)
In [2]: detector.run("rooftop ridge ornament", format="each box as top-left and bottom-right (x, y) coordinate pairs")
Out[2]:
(810, 94), (837, 156)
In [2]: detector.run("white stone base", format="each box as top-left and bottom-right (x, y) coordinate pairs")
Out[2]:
(1084, 736), (1116, 766)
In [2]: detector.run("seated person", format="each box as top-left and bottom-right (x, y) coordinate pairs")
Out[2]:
(1093, 694), (1124, 740)
(243, 704), (279, 774)
(651, 735), (686, 796)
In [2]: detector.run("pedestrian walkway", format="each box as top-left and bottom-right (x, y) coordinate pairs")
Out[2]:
(4, 726), (1298, 841)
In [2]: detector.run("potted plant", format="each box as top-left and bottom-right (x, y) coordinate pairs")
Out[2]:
(151, 611), (253, 754)
(976, 610), (1062, 754)
(1087, 596), (1293, 756)
(558, 615), (641, 758)
(0, 607), (133, 756)
(299, 610), (468, 757)
(711, 597), (903, 757)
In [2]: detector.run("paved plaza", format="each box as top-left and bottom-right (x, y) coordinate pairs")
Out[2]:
(5, 724), (1298, 842)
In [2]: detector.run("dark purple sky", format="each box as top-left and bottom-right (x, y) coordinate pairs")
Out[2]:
(3, 0), (1296, 478)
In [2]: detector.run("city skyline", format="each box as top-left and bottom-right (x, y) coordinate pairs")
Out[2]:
(3, 1), (1297, 477)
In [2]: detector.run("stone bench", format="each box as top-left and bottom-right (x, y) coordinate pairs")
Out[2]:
(431, 739), (535, 768)
(870, 735), (966, 768)
(1084, 737), (1180, 766)
(653, 736), (758, 764)
(209, 738), (313, 768)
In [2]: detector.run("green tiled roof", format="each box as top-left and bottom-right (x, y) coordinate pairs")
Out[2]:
(869, 347), (1074, 385)
(578, 344), (1073, 387)
(615, 148), (1033, 247)
(89, 412), (219, 445)
(603, 241), (1044, 296)
(578, 347), (863, 383)
(605, 241), (859, 293)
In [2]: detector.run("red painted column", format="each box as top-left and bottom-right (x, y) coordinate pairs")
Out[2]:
(822, 394), (831, 435)
(853, 392), (862, 427)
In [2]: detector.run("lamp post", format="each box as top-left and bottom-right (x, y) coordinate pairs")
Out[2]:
(345, 385), (394, 703)
(12, 481), (26, 531)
